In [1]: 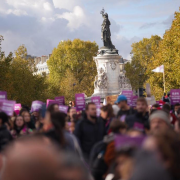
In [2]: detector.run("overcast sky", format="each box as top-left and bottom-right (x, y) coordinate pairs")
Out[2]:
(0, 0), (179, 59)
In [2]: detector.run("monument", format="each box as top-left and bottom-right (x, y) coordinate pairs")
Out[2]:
(92, 8), (131, 100)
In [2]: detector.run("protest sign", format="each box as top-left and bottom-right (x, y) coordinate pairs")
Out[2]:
(31, 100), (43, 112)
(115, 135), (145, 150)
(170, 89), (180, 105)
(91, 96), (101, 106)
(46, 99), (59, 107)
(55, 96), (65, 105)
(146, 95), (156, 106)
(131, 96), (138, 107)
(75, 93), (85, 111)
(0, 100), (16, 116)
(14, 104), (21, 115)
(122, 90), (133, 106)
(0, 91), (7, 100)
(59, 105), (69, 114)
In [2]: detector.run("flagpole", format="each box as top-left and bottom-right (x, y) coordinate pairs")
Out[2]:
(163, 68), (165, 93)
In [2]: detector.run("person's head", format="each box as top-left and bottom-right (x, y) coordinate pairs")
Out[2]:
(110, 119), (127, 134)
(152, 104), (160, 110)
(136, 97), (148, 114)
(57, 152), (90, 180)
(14, 116), (25, 129)
(47, 103), (59, 113)
(23, 111), (31, 123)
(115, 147), (135, 180)
(100, 104), (114, 120)
(143, 130), (180, 179)
(85, 102), (96, 119)
(174, 103), (180, 112)
(162, 104), (171, 114)
(69, 107), (77, 121)
(2, 136), (60, 180)
(149, 110), (171, 133)
(0, 112), (8, 126)
(115, 95), (128, 109)
(164, 92), (166, 96)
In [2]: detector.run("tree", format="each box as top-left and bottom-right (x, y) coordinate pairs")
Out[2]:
(125, 35), (162, 90)
(147, 9), (180, 100)
(47, 39), (98, 102)
(0, 42), (49, 106)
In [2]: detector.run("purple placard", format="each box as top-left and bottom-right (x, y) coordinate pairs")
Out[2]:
(132, 96), (138, 107)
(0, 100), (16, 116)
(46, 99), (59, 108)
(115, 135), (145, 150)
(91, 96), (101, 106)
(31, 100), (43, 112)
(0, 91), (7, 100)
(75, 93), (85, 111)
(14, 103), (21, 115)
(170, 89), (180, 105)
(122, 90), (133, 106)
(59, 105), (68, 114)
(55, 96), (65, 105)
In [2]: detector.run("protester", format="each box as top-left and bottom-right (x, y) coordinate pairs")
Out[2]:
(125, 97), (149, 130)
(11, 115), (33, 139)
(151, 104), (161, 110)
(149, 110), (172, 133)
(143, 130), (180, 180)
(162, 104), (177, 125)
(68, 107), (77, 122)
(0, 112), (13, 152)
(74, 102), (105, 162)
(173, 103), (180, 118)
(23, 111), (36, 130)
(1, 136), (61, 180)
(47, 103), (60, 113)
(116, 95), (136, 121)
(100, 104), (115, 134)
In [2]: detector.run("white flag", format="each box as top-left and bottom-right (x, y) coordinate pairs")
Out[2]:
(152, 65), (164, 73)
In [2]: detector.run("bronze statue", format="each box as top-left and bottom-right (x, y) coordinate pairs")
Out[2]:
(100, 8), (115, 49)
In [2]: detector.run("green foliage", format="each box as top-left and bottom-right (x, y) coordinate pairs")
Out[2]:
(125, 35), (162, 90)
(126, 8), (180, 100)
(47, 39), (98, 102)
(0, 42), (49, 106)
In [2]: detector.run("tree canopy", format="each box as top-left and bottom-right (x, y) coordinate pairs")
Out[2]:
(47, 39), (98, 102)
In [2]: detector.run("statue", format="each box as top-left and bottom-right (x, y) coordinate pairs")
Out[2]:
(100, 8), (115, 49)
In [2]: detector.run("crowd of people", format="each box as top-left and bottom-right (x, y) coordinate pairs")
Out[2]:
(0, 94), (180, 180)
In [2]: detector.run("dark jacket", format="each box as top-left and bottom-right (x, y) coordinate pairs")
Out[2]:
(0, 125), (13, 152)
(125, 112), (149, 130)
(74, 116), (105, 160)
(117, 107), (136, 119)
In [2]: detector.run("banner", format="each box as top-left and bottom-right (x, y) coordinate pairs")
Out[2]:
(55, 96), (65, 105)
(91, 96), (101, 106)
(131, 96), (138, 107)
(0, 100), (16, 116)
(0, 91), (7, 100)
(122, 90), (133, 106)
(170, 89), (180, 105)
(14, 104), (21, 115)
(46, 99), (59, 107)
(31, 101), (43, 112)
(75, 93), (85, 111)
(59, 105), (69, 114)
(115, 135), (145, 150)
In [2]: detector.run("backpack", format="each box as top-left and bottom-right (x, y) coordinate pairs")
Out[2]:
(89, 140), (108, 180)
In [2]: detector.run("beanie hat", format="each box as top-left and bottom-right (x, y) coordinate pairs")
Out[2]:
(149, 110), (171, 127)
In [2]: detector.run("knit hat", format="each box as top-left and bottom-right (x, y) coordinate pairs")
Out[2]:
(149, 110), (171, 127)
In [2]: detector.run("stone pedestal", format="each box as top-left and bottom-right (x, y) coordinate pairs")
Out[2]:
(93, 51), (122, 99)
